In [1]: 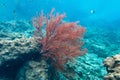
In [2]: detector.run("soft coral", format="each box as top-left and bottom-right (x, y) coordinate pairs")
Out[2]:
(32, 9), (87, 71)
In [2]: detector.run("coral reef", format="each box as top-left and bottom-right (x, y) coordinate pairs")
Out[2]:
(0, 19), (120, 80)
(0, 20), (107, 80)
(104, 53), (120, 80)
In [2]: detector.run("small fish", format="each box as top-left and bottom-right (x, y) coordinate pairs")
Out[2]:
(13, 9), (17, 19)
(13, 10), (16, 14)
(90, 10), (95, 14)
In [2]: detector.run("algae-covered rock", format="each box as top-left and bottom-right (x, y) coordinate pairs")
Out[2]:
(0, 20), (34, 39)
(16, 59), (48, 80)
(0, 37), (41, 80)
(59, 53), (107, 80)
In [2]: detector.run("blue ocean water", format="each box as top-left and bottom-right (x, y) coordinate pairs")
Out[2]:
(0, 0), (120, 80)
(0, 0), (120, 23)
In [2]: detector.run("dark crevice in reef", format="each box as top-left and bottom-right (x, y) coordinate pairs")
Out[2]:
(0, 51), (42, 80)
(0, 59), (25, 80)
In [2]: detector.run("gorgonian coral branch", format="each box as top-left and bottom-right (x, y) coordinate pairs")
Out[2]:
(33, 9), (87, 71)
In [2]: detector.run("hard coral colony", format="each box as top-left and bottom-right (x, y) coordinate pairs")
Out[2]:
(32, 9), (87, 71)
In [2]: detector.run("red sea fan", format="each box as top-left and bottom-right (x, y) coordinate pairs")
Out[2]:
(32, 9), (87, 71)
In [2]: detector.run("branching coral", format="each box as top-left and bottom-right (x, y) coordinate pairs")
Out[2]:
(32, 9), (87, 71)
